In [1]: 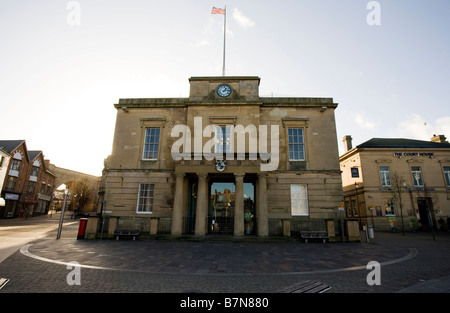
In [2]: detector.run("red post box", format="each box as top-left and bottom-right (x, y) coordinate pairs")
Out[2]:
(77, 218), (88, 240)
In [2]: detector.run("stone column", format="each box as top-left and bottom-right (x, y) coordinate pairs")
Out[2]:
(195, 173), (208, 236)
(234, 173), (245, 237)
(171, 173), (184, 236)
(257, 173), (268, 236)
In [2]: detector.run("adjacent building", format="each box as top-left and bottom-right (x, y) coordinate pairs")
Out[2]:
(0, 140), (57, 218)
(339, 135), (450, 231)
(0, 148), (11, 208)
(102, 76), (344, 237)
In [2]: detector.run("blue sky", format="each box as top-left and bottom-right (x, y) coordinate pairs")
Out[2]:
(0, 1), (449, 177)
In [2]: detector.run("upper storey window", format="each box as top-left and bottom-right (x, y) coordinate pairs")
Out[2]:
(142, 128), (160, 160)
(288, 128), (305, 161)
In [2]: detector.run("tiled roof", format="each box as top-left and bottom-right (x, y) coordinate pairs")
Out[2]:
(357, 138), (450, 149)
(28, 150), (42, 161)
(0, 140), (26, 154)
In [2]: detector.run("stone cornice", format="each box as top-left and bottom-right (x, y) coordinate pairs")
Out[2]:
(115, 96), (338, 109)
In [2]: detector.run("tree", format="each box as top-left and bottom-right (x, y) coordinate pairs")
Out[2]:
(390, 172), (406, 235)
(69, 179), (96, 212)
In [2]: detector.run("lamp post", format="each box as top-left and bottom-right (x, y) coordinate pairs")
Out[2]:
(369, 206), (375, 229)
(56, 186), (69, 240)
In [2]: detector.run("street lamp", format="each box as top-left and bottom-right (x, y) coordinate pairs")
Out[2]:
(56, 186), (69, 239)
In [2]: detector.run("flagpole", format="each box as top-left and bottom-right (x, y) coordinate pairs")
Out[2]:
(222, 5), (226, 76)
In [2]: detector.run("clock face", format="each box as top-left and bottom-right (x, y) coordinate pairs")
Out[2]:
(216, 84), (232, 98)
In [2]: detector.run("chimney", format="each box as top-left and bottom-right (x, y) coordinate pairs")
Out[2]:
(431, 134), (448, 143)
(343, 135), (353, 152)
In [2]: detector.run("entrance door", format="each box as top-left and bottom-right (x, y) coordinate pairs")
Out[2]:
(209, 182), (235, 235)
(208, 180), (256, 235)
(186, 178), (197, 234)
(417, 198), (435, 230)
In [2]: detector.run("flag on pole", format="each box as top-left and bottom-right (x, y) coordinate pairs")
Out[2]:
(211, 7), (225, 14)
(211, 6), (227, 76)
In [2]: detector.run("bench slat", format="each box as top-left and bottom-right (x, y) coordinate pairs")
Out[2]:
(114, 229), (140, 240)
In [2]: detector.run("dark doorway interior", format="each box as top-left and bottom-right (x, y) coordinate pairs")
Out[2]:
(207, 177), (256, 236)
(417, 198), (436, 231)
(186, 177), (197, 234)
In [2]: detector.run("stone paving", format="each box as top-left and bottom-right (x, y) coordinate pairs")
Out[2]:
(0, 216), (450, 294)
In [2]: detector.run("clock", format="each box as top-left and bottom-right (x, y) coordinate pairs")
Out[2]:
(216, 84), (232, 98)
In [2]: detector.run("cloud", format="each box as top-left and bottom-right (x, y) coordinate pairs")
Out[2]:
(355, 113), (375, 130)
(434, 116), (450, 138)
(190, 39), (210, 48)
(396, 114), (428, 140)
(232, 8), (255, 29)
(394, 114), (450, 141)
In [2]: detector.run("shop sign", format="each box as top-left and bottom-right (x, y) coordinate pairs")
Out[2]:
(5, 193), (19, 200)
(24, 194), (38, 203)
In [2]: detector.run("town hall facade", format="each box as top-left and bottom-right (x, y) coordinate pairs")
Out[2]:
(101, 76), (343, 237)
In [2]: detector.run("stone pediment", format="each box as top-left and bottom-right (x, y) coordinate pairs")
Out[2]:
(375, 158), (392, 163)
(406, 158), (424, 163)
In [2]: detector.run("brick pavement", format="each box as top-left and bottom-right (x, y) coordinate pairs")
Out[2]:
(1, 216), (450, 294)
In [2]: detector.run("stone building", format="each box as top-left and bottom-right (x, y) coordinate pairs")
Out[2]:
(340, 135), (450, 231)
(102, 76), (343, 237)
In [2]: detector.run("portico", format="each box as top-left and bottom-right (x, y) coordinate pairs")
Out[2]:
(171, 165), (268, 237)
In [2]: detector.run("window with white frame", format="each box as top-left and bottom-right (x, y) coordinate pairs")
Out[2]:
(379, 166), (391, 186)
(137, 183), (155, 213)
(40, 182), (46, 194)
(443, 166), (450, 187)
(27, 181), (36, 193)
(31, 166), (39, 177)
(10, 159), (21, 171)
(411, 166), (424, 186)
(290, 184), (308, 216)
(288, 128), (305, 160)
(142, 128), (160, 160)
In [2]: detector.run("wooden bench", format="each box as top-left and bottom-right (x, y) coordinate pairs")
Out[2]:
(113, 229), (140, 240)
(300, 231), (329, 243)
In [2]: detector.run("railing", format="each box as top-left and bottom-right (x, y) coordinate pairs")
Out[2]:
(96, 215), (341, 238)
(115, 216), (152, 232)
(291, 219), (327, 232)
(268, 219), (283, 236)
